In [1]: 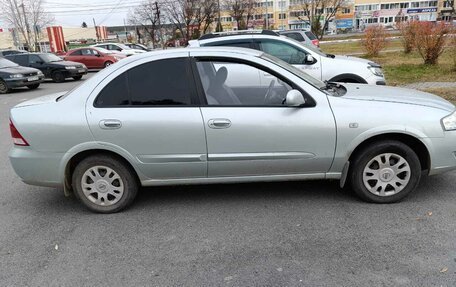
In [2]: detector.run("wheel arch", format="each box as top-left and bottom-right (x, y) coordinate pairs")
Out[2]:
(329, 73), (367, 84)
(348, 133), (430, 173)
(63, 148), (142, 195)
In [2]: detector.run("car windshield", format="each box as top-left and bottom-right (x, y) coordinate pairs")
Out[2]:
(281, 36), (326, 56)
(94, 47), (113, 54)
(0, 58), (19, 68)
(117, 44), (131, 50)
(40, 54), (63, 62)
(261, 53), (325, 90)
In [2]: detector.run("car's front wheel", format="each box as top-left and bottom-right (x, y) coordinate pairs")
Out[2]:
(72, 155), (138, 213)
(350, 141), (421, 203)
(52, 71), (65, 83)
(0, 79), (10, 94)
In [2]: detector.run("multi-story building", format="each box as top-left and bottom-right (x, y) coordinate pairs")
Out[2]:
(218, 0), (453, 33)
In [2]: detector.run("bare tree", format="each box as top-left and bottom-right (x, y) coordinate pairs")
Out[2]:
(129, 0), (163, 48)
(294, 0), (347, 39)
(164, 0), (217, 41)
(224, 0), (259, 30)
(1, 0), (53, 51)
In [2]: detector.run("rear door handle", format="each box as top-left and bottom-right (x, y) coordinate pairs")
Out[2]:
(99, 119), (122, 129)
(208, 119), (231, 129)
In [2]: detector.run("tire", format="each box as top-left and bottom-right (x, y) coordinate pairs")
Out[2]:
(72, 75), (82, 81)
(72, 155), (138, 213)
(52, 71), (65, 83)
(0, 79), (10, 94)
(349, 140), (421, 203)
(27, 83), (40, 90)
(104, 61), (113, 68)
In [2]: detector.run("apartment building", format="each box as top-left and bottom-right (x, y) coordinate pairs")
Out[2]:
(218, 0), (454, 32)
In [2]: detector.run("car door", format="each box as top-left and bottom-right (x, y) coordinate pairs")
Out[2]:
(255, 39), (322, 81)
(191, 55), (336, 177)
(81, 49), (99, 68)
(86, 55), (208, 180)
(28, 54), (49, 76)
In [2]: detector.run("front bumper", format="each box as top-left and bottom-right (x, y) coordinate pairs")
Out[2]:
(9, 146), (64, 188)
(5, 75), (45, 88)
(365, 74), (386, 86)
(426, 131), (456, 175)
(66, 68), (87, 77)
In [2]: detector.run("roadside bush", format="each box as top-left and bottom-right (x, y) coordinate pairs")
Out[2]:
(414, 22), (450, 65)
(397, 21), (419, 54)
(362, 25), (388, 57)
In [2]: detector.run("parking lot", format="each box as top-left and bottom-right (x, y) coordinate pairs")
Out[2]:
(1, 74), (456, 286)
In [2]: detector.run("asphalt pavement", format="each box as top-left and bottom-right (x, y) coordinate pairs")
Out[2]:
(0, 73), (455, 286)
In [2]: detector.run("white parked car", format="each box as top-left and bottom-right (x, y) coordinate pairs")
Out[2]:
(91, 43), (146, 57)
(189, 30), (386, 85)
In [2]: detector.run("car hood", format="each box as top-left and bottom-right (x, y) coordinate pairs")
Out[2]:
(341, 83), (455, 112)
(50, 60), (84, 67)
(333, 55), (373, 65)
(0, 66), (40, 74)
(14, 91), (66, 108)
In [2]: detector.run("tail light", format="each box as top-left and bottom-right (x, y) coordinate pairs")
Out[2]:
(312, 39), (320, 47)
(9, 120), (29, 146)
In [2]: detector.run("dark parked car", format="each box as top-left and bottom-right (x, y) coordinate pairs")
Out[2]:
(0, 58), (44, 94)
(5, 53), (88, 83)
(0, 49), (28, 57)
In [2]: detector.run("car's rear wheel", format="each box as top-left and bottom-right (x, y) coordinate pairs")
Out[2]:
(27, 83), (40, 90)
(104, 61), (113, 68)
(0, 79), (10, 94)
(72, 75), (82, 80)
(350, 141), (421, 203)
(72, 155), (138, 213)
(52, 71), (65, 83)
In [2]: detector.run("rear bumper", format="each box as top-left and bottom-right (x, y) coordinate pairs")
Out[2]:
(9, 146), (64, 188)
(5, 76), (45, 88)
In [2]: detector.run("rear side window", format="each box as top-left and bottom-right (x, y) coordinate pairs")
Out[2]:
(305, 31), (317, 40)
(70, 50), (82, 56)
(286, 33), (305, 42)
(95, 58), (192, 107)
(95, 72), (129, 107)
(13, 55), (28, 66)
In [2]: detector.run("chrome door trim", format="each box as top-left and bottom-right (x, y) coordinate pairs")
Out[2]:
(137, 154), (207, 163)
(208, 152), (315, 161)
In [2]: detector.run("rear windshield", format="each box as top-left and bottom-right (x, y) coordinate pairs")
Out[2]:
(305, 31), (317, 40)
(0, 58), (19, 68)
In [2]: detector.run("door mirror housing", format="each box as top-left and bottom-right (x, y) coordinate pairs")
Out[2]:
(304, 54), (315, 64)
(285, 90), (306, 107)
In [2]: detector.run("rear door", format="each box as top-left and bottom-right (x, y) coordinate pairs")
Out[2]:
(86, 55), (208, 180)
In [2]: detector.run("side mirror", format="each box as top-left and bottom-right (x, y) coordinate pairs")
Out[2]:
(304, 54), (315, 64)
(285, 89), (306, 107)
(95, 54), (101, 57)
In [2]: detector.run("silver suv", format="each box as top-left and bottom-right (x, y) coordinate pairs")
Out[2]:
(279, 29), (320, 47)
(189, 31), (386, 85)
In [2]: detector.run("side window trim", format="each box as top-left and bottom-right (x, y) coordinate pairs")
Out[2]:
(191, 56), (316, 108)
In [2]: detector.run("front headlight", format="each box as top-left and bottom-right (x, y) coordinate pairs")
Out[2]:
(65, 66), (76, 70)
(37, 71), (44, 75)
(368, 66), (384, 77)
(442, 111), (456, 131)
(10, 74), (24, 78)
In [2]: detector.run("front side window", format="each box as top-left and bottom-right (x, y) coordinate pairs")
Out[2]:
(70, 50), (82, 56)
(29, 55), (42, 64)
(259, 40), (308, 65)
(95, 58), (192, 107)
(196, 60), (293, 106)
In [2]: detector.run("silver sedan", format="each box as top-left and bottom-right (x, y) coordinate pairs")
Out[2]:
(9, 47), (456, 213)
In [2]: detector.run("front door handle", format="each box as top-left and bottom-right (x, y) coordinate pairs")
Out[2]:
(208, 119), (231, 129)
(99, 119), (122, 129)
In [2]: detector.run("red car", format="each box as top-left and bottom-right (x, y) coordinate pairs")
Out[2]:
(64, 47), (125, 69)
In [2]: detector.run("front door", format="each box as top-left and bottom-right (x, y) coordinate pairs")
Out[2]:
(86, 56), (207, 180)
(193, 57), (335, 177)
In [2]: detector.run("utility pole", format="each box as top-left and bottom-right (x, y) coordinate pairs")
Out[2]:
(19, 1), (31, 50)
(93, 18), (100, 42)
(216, 0), (222, 32)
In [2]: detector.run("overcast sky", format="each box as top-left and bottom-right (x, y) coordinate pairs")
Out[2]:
(1, 0), (133, 28)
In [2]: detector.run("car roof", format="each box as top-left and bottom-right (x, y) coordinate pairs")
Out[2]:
(196, 34), (294, 45)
